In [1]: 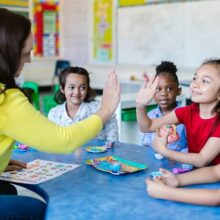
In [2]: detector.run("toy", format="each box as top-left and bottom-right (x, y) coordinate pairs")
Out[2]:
(172, 164), (193, 174)
(13, 142), (29, 151)
(109, 162), (121, 173)
(86, 156), (147, 175)
(160, 125), (179, 143)
(154, 153), (164, 160)
(86, 146), (107, 153)
(150, 171), (163, 178)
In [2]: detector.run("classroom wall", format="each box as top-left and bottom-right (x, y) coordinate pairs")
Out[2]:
(22, 0), (89, 86)
(22, 0), (208, 87)
(60, 0), (89, 65)
(118, 0), (220, 68)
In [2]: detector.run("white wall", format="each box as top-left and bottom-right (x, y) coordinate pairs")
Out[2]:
(22, 0), (197, 86)
(60, 0), (89, 65)
(118, 0), (220, 68)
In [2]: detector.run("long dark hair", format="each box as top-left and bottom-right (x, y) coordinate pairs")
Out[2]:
(0, 8), (31, 93)
(202, 58), (220, 121)
(54, 66), (96, 104)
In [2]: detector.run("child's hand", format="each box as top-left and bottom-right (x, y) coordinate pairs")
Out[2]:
(5, 159), (27, 172)
(146, 177), (168, 199)
(136, 77), (159, 108)
(159, 168), (179, 187)
(152, 128), (169, 154)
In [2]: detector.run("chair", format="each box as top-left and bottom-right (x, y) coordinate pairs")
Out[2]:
(42, 95), (57, 116)
(22, 81), (40, 110)
(52, 59), (70, 86)
(42, 60), (70, 116)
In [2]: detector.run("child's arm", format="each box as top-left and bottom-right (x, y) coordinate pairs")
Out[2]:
(146, 178), (220, 206)
(159, 165), (220, 187)
(136, 78), (178, 132)
(153, 129), (220, 167)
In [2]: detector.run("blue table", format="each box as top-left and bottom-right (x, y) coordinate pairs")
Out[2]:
(13, 141), (220, 220)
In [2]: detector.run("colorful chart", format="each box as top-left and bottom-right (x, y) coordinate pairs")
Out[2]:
(0, 159), (79, 184)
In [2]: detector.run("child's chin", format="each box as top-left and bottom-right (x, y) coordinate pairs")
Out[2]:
(190, 97), (198, 103)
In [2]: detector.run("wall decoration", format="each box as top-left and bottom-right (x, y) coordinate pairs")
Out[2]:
(33, 0), (60, 57)
(91, 0), (115, 64)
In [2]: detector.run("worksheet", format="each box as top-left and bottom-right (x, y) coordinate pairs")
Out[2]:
(0, 159), (80, 184)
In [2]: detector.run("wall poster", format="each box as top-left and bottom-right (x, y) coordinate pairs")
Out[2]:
(90, 0), (115, 64)
(33, 0), (60, 57)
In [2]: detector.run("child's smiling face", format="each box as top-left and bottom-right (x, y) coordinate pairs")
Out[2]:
(61, 73), (88, 106)
(190, 64), (220, 105)
(154, 73), (181, 113)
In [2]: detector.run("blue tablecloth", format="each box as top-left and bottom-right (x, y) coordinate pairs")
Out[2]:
(12, 140), (220, 220)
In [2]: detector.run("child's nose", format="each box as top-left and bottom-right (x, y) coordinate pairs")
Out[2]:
(160, 89), (168, 96)
(74, 88), (80, 94)
(192, 80), (200, 88)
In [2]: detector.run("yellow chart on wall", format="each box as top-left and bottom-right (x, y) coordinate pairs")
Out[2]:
(119, 0), (145, 7)
(93, 0), (114, 63)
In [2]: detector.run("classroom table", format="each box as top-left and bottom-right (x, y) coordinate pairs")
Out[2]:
(12, 140), (220, 220)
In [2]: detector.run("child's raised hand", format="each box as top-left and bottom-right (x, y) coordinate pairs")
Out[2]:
(159, 168), (179, 187)
(136, 77), (159, 108)
(98, 71), (120, 124)
(152, 128), (169, 155)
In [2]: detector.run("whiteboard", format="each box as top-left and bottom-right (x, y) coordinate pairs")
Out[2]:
(117, 1), (220, 68)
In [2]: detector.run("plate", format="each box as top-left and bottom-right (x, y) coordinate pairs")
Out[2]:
(86, 146), (107, 153)
(86, 156), (147, 175)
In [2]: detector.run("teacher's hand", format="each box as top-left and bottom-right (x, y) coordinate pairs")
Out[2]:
(5, 159), (27, 172)
(97, 71), (120, 124)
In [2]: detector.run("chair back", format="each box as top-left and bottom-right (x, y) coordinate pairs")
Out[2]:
(54, 60), (70, 77)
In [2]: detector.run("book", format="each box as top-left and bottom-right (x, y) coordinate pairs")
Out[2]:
(0, 159), (80, 184)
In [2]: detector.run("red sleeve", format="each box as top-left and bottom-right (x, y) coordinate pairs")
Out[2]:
(211, 122), (220, 138)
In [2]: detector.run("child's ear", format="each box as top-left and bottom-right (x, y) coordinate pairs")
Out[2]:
(177, 87), (182, 96)
(60, 86), (64, 94)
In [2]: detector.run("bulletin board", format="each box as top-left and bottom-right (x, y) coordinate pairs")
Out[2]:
(33, 0), (60, 57)
(117, 0), (220, 68)
(89, 0), (116, 64)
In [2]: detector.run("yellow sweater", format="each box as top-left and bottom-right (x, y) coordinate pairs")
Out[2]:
(0, 89), (103, 174)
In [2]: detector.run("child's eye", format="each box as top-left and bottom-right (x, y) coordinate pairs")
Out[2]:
(166, 87), (173, 92)
(192, 76), (197, 81)
(68, 86), (75, 90)
(202, 79), (210, 84)
(156, 88), (161, 92)
(79, 86), (87, 91)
